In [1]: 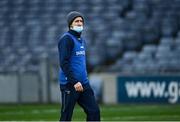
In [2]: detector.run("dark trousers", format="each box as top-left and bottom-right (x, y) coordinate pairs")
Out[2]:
(60, 83), (100, 121)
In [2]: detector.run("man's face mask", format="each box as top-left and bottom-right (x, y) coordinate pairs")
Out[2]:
(72, 26), (83, 33)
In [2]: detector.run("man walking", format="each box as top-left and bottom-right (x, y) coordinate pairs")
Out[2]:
(58, 11), (100, 121)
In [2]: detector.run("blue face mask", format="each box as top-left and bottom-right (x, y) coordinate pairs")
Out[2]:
(72, 26), (83, 33)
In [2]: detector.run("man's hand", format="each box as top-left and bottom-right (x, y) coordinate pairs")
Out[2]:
(74, 82), (83, 92)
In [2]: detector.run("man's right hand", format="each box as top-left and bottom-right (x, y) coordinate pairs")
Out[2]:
(74, 82), (83, 92)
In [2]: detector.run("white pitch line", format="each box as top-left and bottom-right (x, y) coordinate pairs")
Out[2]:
(104, 115), (180, 120)
(0, 109), (59, 115)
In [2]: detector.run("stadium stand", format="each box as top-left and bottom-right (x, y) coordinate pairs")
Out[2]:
(0, 0), (180, 74)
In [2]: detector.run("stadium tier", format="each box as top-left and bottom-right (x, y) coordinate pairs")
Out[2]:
(0, 0), (180, 74)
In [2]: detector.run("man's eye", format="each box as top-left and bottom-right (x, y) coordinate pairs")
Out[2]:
(75, 20), (83, 22)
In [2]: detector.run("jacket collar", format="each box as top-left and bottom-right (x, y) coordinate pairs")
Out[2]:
(68, 29), (81, 39)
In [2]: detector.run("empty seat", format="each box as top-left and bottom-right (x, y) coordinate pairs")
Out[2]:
(142, 44), (157, 54)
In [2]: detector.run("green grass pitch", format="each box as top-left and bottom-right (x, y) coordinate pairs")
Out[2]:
(0, 104), (180, 121)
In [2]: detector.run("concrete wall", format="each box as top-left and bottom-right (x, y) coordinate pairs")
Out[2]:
(19, 72), (40, 103)
(90, 73), (118, 104)
(0, 72), (61, 103)
(0, 73), (19, 103)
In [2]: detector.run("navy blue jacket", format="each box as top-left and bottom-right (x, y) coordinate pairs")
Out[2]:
(58, 30), (88, 86)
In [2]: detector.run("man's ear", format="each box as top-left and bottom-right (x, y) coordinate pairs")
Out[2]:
(70, 25), (73, 29)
